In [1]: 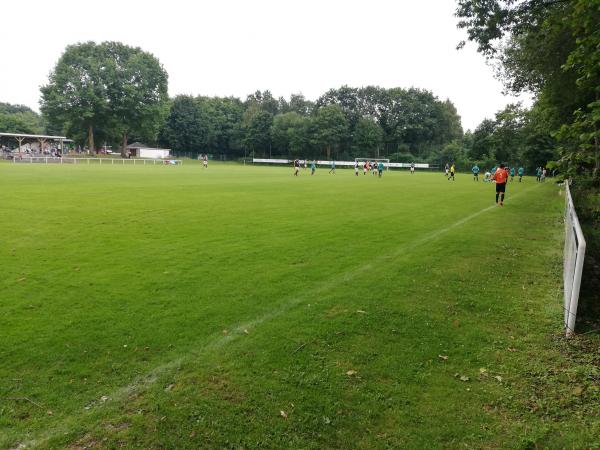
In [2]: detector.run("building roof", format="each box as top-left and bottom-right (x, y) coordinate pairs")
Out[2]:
(0, 132), (72, 141)
(126, 142), (146, 149)
(127, 142), (170, 151)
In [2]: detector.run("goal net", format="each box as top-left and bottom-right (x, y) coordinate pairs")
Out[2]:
(355, 158), (389, 171)
(563, 181), (587, 336)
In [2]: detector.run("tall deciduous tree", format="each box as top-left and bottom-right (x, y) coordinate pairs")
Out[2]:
(0, 103), (43, 135)
(313, 104), (348, 160)
(41, 41), (169, 153)
(354, 117), (383, 157)
(456, 0), (600, 181)
(159, 95), (210, 153)
(102, 42), (169, 154)
(40, 42), (110, 151)
(243, 108), (273, 156)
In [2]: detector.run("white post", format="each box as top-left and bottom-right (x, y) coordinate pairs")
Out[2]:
(565, 183), (587, 336)
(100, 159), (102, 165)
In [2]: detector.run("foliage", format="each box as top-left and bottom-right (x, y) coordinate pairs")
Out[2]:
(242, 107), (273, 155)
(0, 102), (43, 137)
(353, 117), (384, 156)
(312, 104), (349, 159)
(102, 42), (169, 153)
(40, 42), (110, 151)
(159, 95), (211, 153)
(456, 0), (600, 182)
(40, 41), (169, 152)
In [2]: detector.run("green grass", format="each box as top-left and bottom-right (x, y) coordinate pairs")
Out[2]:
(1, 162), (598, 449)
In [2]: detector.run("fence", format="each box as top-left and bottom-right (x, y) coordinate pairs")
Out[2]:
(10, 157), (182, 165)
(251, 158), (435, 170)
(563, 181), (587, 336)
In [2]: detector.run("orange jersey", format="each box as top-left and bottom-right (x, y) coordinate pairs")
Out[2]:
(494, 168), (509, 184)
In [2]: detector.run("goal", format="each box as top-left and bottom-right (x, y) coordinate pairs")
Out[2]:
(563, 181), (587, 336)
(355, 158), (389, 171)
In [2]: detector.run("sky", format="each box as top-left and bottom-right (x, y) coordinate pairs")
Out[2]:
(0, 0), (529, 131)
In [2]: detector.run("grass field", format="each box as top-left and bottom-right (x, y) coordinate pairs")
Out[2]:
(1, 162), (598, 449)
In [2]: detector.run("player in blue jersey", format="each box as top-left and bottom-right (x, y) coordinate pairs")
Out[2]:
(329, 160), (336, 174)
(472, 164), (480, 181)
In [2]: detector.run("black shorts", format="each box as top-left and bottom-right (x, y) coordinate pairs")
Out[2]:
(496, 182), (506, 193)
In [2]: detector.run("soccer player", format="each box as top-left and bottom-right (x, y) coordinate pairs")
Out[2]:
(354, 161), (359, 176)
(378, 161), (384, 178)
(444, 163), (449, 178)
(536, 166), (542, 182)
(518, 166), (524, 182)
(448, 163), (456, 181)
(329, 160), (336, 174)
(310, 160), (316, 176)
(363, 161), (369, 175)
(293, 159), (300, 176)
(541, 168), (547, 182)
(410, 162), (415, 174)
(492, 163), (509, 205)
(471, 164), (480, 181)
(509, 166), (515, 181)
(203, 154), (208, 168)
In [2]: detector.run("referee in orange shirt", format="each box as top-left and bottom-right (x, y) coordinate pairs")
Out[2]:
(492, 163), (509, 206)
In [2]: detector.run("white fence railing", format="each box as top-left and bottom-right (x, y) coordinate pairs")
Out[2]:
(252, 158), (432, 169)
(11, 157), (182, 165)
(563, 181), (587, 336)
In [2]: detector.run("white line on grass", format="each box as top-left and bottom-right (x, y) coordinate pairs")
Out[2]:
(17, 184), (540, 449)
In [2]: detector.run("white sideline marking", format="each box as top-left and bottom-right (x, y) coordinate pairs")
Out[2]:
(16, 185), (538, 449)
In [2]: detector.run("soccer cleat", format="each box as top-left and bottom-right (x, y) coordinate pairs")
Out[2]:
(500, 202), (504, 206)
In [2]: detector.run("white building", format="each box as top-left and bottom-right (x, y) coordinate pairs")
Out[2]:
(127, 142), (171, 159)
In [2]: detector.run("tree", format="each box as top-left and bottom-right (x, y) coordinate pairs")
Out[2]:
(0, 103), (43, 135)
(203, 97), (245, 157)
(102, 42), (169, 154)
(243, 108), (273, 156)
(41, 41), (169, 154)
(470, 119), (496, 161)
(312, 104), (348, 159)
(491, 103), (527, 164)
(456, 0), (600, 181)
(271, 112), (310, 157)
(159, 96), (210, 153)
(40, 42), (110, 151)
(353, 117), (383, 157)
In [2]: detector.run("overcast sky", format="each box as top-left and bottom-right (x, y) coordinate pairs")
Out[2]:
(0, 0), (528, 131)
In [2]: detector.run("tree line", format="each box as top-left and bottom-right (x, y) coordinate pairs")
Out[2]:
(1, 28), (594, 175)
(159, 87), (463, 163)
(456, 0), (599, 183)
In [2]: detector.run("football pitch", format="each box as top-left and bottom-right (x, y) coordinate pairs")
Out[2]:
(1, 162), (596, 448)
